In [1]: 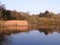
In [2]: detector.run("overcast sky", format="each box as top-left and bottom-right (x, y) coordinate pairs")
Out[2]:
(0, 0), (60, 14)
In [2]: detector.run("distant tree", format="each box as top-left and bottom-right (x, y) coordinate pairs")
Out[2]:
(0, 2), (6, 20)
(44, 10), (49, 15)
(49, 12), (55, 17)
(10, 10), (25, 20)
(39, 10), (53, 18)
(39, 12), (44, 17)
(5, 10), (11, 20)
(20, 12), (30, 20)
(44, 10), (50, 18)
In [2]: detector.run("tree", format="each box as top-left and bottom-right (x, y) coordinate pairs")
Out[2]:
(5, 10), (11, 20)
(39, 10), (53, 18)
(44, 10), (50, 18)
(20, 12), (30, 20)
(10, 10), (25, 20)
(0, 2), (6, 20)
(49, 12), (55, 17)
(39, 12), (44, 17)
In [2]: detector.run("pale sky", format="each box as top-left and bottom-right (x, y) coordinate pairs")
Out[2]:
(0, 0), (60, 14)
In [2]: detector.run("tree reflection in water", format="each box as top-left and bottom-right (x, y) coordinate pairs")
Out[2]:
(0, 26), (60, 36)
(0, 26), (60, 45)
(0, 30), (23, 45)
(0, 35), (10, 45)
(38, 28), (54, 35)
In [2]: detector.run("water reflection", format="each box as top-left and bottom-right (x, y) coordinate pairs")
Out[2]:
(0, 30), (60, 45)
(38, 28), (54, 35)
(0, 26), (60, 45)
(0, 26), (60, 36)
(0, 36), (10, 45)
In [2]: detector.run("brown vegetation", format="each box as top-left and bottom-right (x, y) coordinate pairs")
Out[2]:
(0, 3), (60, 28)
(0, 2), (60, 35)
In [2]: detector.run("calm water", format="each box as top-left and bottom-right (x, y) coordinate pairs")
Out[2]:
(0, 29), (60, 45)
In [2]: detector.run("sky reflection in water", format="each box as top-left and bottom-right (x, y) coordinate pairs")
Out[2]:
(0, 30), (60, 45)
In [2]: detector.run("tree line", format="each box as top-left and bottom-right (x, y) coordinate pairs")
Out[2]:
(1, 3), (60, 29)
(0, 3), (60, 21)
(0, 3), (58, 20)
